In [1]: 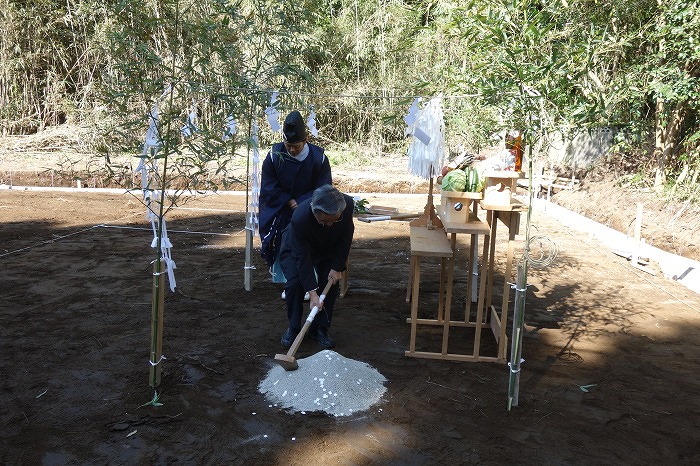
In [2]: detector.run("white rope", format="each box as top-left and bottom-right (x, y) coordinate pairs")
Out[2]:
(177, 83), (478, 101)
(0, 226), (101, 258)
(0, 224), (235, 259)
(149, 355), (167, 366)
(507, 358), (525, 373)
(525, 234), (559, 267)
(508, 282), (529, 292)
(169, 206), (241, 213)
(100, 224), (232, 236)
(511, 286), (528, 292)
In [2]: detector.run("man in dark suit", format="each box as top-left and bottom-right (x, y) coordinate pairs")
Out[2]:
(279, 184), (354, 348)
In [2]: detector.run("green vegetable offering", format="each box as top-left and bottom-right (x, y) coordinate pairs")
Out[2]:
(465, 167), (480, 192)
(441, 169), (467, 191)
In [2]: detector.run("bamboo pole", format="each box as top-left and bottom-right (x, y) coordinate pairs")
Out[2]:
(244, 113), (255, 291)
(149, 259), (166, 387)
(244, 211), (254, 291)
(506, 129), (536, 410)
(632, 203), (643, 265)
(507, 262), (527, 410)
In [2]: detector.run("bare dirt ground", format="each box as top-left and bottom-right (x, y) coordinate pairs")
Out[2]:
(2, 138), (700, 464)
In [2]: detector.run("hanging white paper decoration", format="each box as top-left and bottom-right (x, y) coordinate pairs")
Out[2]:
(180, 105), (199, 138)
(137, 92), (177, 292)
(143, 103), (161, 154)
(249, 121), (261, 230)
(307, 106), (319, 138)
(222, 115), (237, 141)
(265, 91), (281, 133)
(406, 95), (445, 180)
(158, 216), (177, 292)
(403, 97), (421, 137)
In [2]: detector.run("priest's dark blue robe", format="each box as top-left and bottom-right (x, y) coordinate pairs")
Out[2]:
(258, 142), (332, 267)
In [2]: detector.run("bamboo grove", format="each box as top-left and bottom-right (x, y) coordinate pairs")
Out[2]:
(1, 0), (698, 195)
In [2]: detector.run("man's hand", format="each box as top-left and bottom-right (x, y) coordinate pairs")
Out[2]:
(287, 198), (298, 209)
(328, 269), (342, 285)
(308, 289), (322, 310)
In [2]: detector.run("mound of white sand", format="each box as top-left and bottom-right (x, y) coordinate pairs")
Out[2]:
(259, 350), (387, 417)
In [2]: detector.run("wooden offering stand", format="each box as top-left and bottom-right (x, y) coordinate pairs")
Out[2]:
(410, 175), (443, 230)
(479, 199), (527, 360)
(405, 224), (454, 356)
(406, 175), (444, 304)
(405, 177), (526, 363)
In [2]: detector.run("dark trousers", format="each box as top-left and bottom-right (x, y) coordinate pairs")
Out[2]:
(282, 259), (338, 332)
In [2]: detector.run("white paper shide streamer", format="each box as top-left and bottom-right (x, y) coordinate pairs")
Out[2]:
(406, 95), (445, 179)
(307, 107), (319, 138)
(143, 104), (161, 155)
(222, 115), (237, 141)
(265, 91), (281, 133)
(180, 104), (199, 138)
(249, 121), (261, 230)
(149, 209), (176, 292)
(403, 98), (421, 137)
(138, 100), (177, 292)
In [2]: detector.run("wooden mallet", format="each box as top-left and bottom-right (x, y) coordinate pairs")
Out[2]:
(274, 281), (334, 371)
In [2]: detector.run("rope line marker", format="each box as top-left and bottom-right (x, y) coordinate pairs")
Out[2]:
(507, 359), (525, 374)
(149, 355), (167, 367)
(508, 282), (529, 292)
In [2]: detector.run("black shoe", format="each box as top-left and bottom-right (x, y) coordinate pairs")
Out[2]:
(280, 327), (299, 348)
(310, 327), (335, 349)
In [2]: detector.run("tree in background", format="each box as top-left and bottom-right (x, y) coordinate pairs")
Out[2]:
(399, 0), (698, 195)
(1, 0), (698, 196)
(648, 1), (700, 190)
(99, 0), (317, 186)
(0, 0), (110, 134)
(98, 0), (314, 388)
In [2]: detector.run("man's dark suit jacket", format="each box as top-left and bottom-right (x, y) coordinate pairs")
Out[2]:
(279, 194), (354, 292)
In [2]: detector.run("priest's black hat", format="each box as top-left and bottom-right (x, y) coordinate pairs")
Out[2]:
(282, 111), (306, 143)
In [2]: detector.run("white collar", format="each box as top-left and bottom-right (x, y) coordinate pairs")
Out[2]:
(292, 143), (309, 162)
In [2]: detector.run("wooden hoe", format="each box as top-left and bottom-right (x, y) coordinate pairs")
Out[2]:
(274, 281), (334, 371)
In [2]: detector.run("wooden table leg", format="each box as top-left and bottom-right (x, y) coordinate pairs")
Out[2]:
(465, 234), (473, 319)
(441, 236), (456, 354)
(486, 210), (498, 315)
(498, 213), (517, 361)
(473, 218), (491, 359)
(466, 199), (479, 310)
(406, 255), (415, 303)
(484, 210), (498, 321)
(438, 257), (446, 322)
(408, 255), (421, 354)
